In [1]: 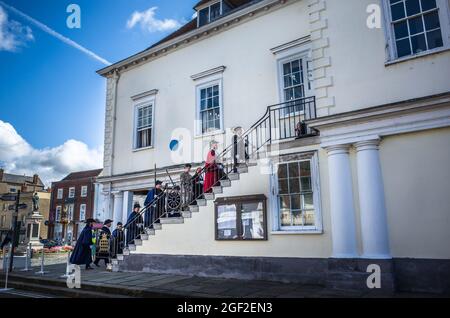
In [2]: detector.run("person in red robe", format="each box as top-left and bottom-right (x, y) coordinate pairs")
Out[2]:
(203, 140), (219, 193)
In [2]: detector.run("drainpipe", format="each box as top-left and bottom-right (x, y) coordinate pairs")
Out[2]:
(109, 69), (121, 176)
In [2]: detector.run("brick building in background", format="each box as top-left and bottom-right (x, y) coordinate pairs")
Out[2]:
(48, 169), (102, 242)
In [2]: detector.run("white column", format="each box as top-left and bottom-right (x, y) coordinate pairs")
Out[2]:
(112, 191), (124, 229)
(122, 191), (134, 225)
(326, 144), (358, 258)
(355, 139), (391, 259)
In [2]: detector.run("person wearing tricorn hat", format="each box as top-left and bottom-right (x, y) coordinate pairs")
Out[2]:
(70, 218), (95, 270)
(94, 219), (113, 267)
(125, 202), (143, 246)
(144, 180), (165, 228)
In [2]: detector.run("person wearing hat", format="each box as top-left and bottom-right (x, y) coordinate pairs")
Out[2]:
(144, 180), (165, 228)
(70, 218), (95, 270)
(94, 219), (113, 267)
(125, 203), (144, 246)
(112, 222), (124, 257)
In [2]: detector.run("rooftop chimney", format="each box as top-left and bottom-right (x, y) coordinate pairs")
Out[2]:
(0, 168), (3, 182)
(33, 174), (39, 185)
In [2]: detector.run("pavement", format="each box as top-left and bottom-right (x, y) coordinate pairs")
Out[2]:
(0, 264), (443, 298)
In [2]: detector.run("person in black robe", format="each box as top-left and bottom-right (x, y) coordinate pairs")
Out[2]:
(70, 219), (95, 270)
(192, 167), (204, 205)
(144, 180), (165, 228)
(111, 222), (124, 257)
(125, 203), (143, 246)
(94, 219), (113, 267)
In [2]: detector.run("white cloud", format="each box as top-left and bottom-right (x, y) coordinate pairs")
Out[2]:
(0, 5), (33, 51)
(126, 6), (182, 33)
(0, 120), (103, 187)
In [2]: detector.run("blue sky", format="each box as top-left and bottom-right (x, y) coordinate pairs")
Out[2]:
(0, 0), (197, 183)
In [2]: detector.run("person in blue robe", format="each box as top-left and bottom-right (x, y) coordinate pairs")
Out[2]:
(70, 219), (95, 270)
(125, 203), (143, 246)
(144, 180), (165, 228)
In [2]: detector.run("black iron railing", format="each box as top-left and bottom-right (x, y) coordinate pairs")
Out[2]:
(110, 96), (317, 258)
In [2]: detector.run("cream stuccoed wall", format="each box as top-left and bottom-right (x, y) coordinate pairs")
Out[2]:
(135, 145), (333, 258)
(111, 0), (310, 176)
(324, 0), (450, 114)
(379, 127), (450, 259)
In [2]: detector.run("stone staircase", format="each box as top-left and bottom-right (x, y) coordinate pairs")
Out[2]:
(112, 162), (254, 272)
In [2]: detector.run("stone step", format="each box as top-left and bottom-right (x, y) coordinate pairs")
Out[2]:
(123, 249), (130, 256)
(197, 199), (207, 206)
(160, 217), (184, 224)
(212, 186), (223, 194)
(140, 234), (149, 240)
(128, 244), (136, 251)
(247, 162), (258, 167)
(112, 264), (120, 272)
(220, 179), (231, 187)
(182, 211), (192, 218)
(204, 193), (215, 200)
(237, 166), (248, 173)
(145, 228), (155, 235)
(228, 173), (240, 181)
(134, 239), (142, 246)
(189, 205), (199, 212)
(112, 259), (119, 265)
(153, 223), (162, 230)
(116, 254), (124, 261)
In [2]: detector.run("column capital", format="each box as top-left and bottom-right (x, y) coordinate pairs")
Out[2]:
(355, 138), (380, 152)
(325, 143), (351, 156)
(111, 190), (123, 198)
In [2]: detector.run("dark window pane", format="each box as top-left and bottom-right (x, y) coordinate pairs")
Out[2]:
(421, 0), (437, 11)
(391, 2), (406, 21)
(411, 33), (427, 53)
(289, 178), (300, 193)
(424, 11), (440, 30)
(301, 177), (312, 192)
(291, 195), (301, 210)
(427, 29), (443, 49)
(394, 21), (409, 39)
(279, 196), (290, 209)
(201, 89), (206, 99)
(284, 75), (292, 88)
(294, 86), (303, 99)
(278, 179), (289, 194)
(396, 38), (412, 57)
(405, 0), (421, 16)
(278, 164), (288, 178)
(283, 62), (291, 75)
(303, 193), (314, 210)
(212, 85), (219, 96)
(292, 72), (302, 85)
(408, 16), (424, 35)
(213, 96), (219, 107)
(199, 8), (209, 26)
(291, 60), (301, 73)
(200, 99), (206, 110)
(210, 2), (221, 21)
(300, 161), (311, 177)
(288, 162), (299, 178)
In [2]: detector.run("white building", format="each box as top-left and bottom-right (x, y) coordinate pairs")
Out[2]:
(96, 0), (450, 293)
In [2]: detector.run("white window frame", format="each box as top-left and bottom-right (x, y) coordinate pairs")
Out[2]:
(57, 188), (63, 199)
(195, 78), (224, 137)
(276, 46), (314, 105)
(55, 206), (62, 222)
(133, 96), (156, 151)
(79, 204), (86, 221)
(68, 187), (75, 198)
(197, 0), (223, 27)
(81, 185), (88, 197)
(67, 204), (74, 221)
(382, 0), (450, 62)
(270, 152), (323, 234)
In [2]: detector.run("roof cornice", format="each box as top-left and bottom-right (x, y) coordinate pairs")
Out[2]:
(97, 0), (294, 77)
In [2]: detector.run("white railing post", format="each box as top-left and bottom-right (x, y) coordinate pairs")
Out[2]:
(0, 243), (13, 292)
(60, 251), (72, 278)
(21, 243), (32, 272)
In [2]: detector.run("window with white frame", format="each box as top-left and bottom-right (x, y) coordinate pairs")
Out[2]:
(278, 52), (313, 115)
(79, 204), (86, 221)
(135, 102), (154, 149)
(57, 188), (63, 199)
(67, 204), (74, 221)
(0, 215), (6, 227)
(384, 0), (450, 59)
(68, 187), (75, 198)
(198, 1), (222, 27)
(197, 82), (222, 135)
(272, 153), (322, 232)
(55, 206), (61, 222)
(81, 185), (88, 197)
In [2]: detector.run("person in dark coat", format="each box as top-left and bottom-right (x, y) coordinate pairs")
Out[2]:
(125, 203), (143, 246)
(94, 219), (113, 267)
(144, 180), (165, 228)
(112, 222), (124, 256)
(70, 219), (95, 270)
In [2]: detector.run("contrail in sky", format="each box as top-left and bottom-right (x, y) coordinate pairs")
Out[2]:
(0, 1), (111, 65)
